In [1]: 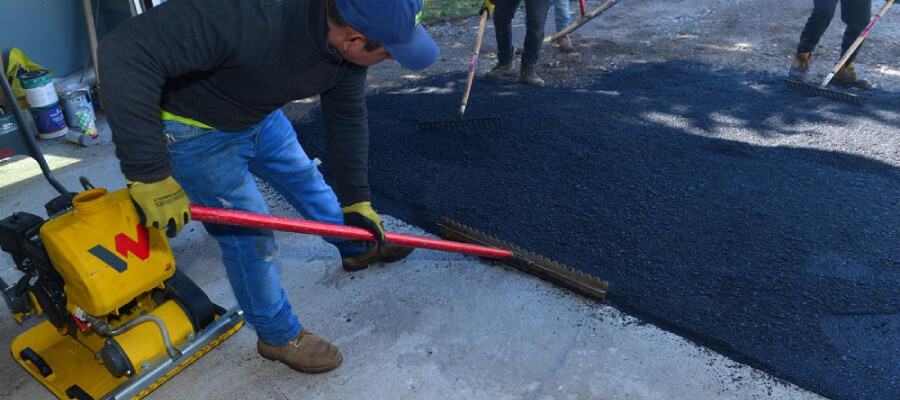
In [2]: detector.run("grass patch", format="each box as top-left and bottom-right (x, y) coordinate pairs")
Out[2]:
(423, 0), (481, 22)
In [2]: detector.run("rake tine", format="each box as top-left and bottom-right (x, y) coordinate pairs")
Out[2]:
(784, 79), (862, 106)
(418, 116), (502, 132)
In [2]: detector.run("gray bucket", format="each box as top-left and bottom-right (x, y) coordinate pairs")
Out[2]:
(60, 90), (94, 128)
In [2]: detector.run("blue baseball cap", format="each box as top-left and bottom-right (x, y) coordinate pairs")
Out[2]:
(334, 0), (439, 71)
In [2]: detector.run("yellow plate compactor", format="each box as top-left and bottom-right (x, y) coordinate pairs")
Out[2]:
(0, 187), (243, 400)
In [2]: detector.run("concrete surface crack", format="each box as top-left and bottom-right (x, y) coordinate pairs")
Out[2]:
(518, 315), (588, 400)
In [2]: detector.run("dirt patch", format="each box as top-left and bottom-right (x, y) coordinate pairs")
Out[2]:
(365, 0), (899, 92)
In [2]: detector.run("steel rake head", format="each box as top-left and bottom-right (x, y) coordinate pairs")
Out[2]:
(785, 79), (862, 106)
(417, 116), (502, 132)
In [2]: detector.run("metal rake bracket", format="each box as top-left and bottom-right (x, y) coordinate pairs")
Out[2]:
(439, 218), (609, 301)
(418, 116), (502, 132)
(785, 79), (862, 106)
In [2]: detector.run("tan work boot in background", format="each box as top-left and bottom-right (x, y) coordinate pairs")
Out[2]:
(341, 244), (414, 271)
(258, 329), (343, 373)
(830, 61), (874, 90)
(520, 66), (545, 87)
(788, 52), (810, 81)
(485, 62), (517, 80)
(557, 35), (575, 53)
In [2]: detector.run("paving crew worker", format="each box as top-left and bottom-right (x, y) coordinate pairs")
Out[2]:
(516, 0), (574, 54)
(484, 0), (552, 87)
(788, 0), (877, 89)
(98, 0), (439, 374)
(551, 0), (575, 53)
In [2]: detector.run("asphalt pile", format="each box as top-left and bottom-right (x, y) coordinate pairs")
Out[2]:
(294, 61), (900, 400)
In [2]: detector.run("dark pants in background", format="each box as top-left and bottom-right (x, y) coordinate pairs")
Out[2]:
(493, 0), (551, 69)
(797, 0), (872, 63)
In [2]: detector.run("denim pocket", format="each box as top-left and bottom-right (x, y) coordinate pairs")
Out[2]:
(162, 120), (215, 143)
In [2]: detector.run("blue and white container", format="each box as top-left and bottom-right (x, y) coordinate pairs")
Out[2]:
(31, 102), (68, 139)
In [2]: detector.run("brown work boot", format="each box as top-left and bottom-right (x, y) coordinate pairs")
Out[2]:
(788, 52), (810, 81)
(830, 62), (874, 90)
(257, 329), (342, 373)
(341, 244), (414, 271)
(485, 62), (516, 80)
(519, 66), (545, 87)
(557, 35), (575, 53)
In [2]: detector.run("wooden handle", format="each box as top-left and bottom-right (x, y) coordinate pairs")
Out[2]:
(82, 0), (101, 88)
(545, 0), (616, 43)
(0, 48), (6, 108)
(459, 10), (489, 118)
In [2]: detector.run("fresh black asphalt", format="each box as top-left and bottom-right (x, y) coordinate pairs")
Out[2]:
(294, 61), (900, 400)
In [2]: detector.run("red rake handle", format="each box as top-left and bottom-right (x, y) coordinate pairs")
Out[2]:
(190, 205), (513, 259)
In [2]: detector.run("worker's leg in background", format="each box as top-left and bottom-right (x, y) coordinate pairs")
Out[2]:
(487, 0), (522, 78)
(493, 0), (521, 65)
(797, 0), (840, 54)
(163, 118), (302, 347)
(520, 0), (551, 86)
(553, 0), (575, 52)
(520, 0), (551, 67)
(553, 0), (570, 32)
(830, 0), (874, 89)
(790, 0), (839, 80)
(838, 0), (872, 63)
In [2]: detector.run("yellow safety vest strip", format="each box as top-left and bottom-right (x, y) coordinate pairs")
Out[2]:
(160, 110), (214, 130)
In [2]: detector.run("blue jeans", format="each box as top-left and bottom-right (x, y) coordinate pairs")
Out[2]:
(164, 110), (366, 346)
(553, 0), (571, 33)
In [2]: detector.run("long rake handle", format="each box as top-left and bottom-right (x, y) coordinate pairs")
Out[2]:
(190, 205), (513, 259)
(82, 0), (101, 89)
(545, 0), (616, 43)
(460, 10), (489, 119)
(821, 0), (894, 87)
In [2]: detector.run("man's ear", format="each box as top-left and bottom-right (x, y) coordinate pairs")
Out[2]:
(341, 32), (366, 53)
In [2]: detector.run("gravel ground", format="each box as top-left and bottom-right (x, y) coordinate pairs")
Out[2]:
(284, 1), (900, 400)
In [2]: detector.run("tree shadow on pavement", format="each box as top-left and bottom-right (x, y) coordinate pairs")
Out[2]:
(294, 61), (900, 400)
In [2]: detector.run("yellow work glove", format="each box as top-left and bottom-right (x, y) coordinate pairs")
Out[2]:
(126, 176), (191, 238)
(480, 0), (495, 16)
(342, 201), (386, 249)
